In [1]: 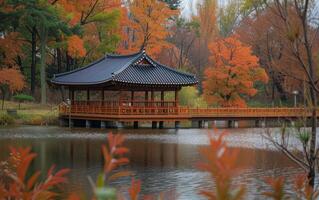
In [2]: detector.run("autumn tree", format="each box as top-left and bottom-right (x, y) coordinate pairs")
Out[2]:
(260, 0), (319, 186)
(54, 0), (122, 64)
(203, 35), (268, 107)
(123, 0), (177, 57)
(192, 0), (217, 74)
(0, 32), (25, 109)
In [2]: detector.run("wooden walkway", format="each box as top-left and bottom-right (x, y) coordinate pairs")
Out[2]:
(59, 102), (318, 122)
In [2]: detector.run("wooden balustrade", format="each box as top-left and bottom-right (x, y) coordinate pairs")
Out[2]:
(59, 102), (319, 119)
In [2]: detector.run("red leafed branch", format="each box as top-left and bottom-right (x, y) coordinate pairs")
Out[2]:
(0, 147), (69, 200)
(197, 130), (246, 200)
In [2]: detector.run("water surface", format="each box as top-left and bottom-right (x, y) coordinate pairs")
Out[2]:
(0, 126), (301, 199)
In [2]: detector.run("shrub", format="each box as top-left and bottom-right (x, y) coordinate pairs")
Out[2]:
(13, 93), (35, 109)
(0, 113), (15, 125)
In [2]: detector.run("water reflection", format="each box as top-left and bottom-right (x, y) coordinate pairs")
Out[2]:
(0, 126), (301, 199)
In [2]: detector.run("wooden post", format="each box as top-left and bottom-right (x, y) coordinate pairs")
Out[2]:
(145, 91), (148, 107)
(101, 88), (104, 106)
(131, 91), (134, 106)
(71, 89), (74, 102)
(161, 91), (164, 107)
(69, 88), (74, 103)
(151, 91), (154, 107)
(87, 89), (90, 105)
(175, 90), (179, 107)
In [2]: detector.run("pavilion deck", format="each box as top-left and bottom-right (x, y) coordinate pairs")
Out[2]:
(59, 101), (318, 122)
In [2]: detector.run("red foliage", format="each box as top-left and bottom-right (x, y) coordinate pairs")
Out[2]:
(262, 177), (287, 200)
(203, 35), (268, 107)
(0, 68), (25, 93)
(0, 32), (25, 95)
(263, 174), (319, 200)
(197, 130), (246, 200)
(128, 178), (141, 200)
(102, 133), (129, 175)
(0, 147), (70, 200)
(67, 35), (86, 58)
(120, 0), (178, 58)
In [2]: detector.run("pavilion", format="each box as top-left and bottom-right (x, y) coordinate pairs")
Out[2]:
(51, 50), (198, 128)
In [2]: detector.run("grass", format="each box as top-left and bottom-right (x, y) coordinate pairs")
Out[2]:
(0, 101), (59, 126)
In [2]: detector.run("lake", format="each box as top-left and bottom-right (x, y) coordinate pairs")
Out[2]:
(0, 126), (301, 199)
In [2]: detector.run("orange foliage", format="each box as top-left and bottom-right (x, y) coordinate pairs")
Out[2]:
(237, 7), (319, 95)
(0, 32), (25, 94)
(121, 0), (178, 57)
(0, 147), (69, 200)
(262, 177), (287, 200)
(263, 175), (319, 200)
(194, 0), (217, 43)
(0, 32), (24, 68)
(101, 133), (131, 183)
(128, 178), (141, 200)
(293, 174), (319, 200)
(203, 35), (268, 107)
(67, 35), (86, 58)
(55, 0), (124, 60)
(197, 130), (246, 200)
(67, 193), (82, 200)
(0, 68), (24, 92)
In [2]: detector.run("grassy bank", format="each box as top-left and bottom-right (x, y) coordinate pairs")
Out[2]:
(0, 101), (59, 126)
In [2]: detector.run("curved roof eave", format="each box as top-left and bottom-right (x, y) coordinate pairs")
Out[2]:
(51, 51), (198, 87)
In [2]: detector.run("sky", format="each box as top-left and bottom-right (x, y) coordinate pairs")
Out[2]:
(181, 0), (229, 17)
(181, 0), (197, 17)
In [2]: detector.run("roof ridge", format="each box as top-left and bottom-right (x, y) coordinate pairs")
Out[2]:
(106, 51), (143, 58)
(112, 51), (145, 77)
(145, 55), (197, 78)
(53, 57), (106, 78)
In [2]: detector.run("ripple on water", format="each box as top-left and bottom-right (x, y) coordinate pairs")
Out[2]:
(0, 126), (307, 199)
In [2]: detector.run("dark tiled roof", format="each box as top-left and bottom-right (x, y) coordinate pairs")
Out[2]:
(51, 51), (198, 86)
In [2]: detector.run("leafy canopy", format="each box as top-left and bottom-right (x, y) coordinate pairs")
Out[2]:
(203, 35), (268, 107)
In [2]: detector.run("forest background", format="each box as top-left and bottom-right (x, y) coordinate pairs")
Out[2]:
(0, 0), (318, 108)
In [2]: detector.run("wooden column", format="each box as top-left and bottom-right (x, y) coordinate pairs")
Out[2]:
(101, 88), (105, 106)
(131, 91), (134, 106)
(69, 88), (74, 103)
(161, 91), (164, 107)
(175, 90), (179, 107)
(151, 91), (154, 107)
(87, 89), (90, 105)
(145, 91), (148, 107)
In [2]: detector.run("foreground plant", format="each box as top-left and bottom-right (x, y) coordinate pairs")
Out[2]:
(263, 120), (318, 186)
(262, 174), (319, 200)
(0, 147), (69, 200)
(197, 130), (246, 200)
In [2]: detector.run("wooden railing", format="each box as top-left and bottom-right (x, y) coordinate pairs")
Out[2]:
(189, 107), (316, 118)
(59, 101), (182, 116)
(59, 101), (318, 118)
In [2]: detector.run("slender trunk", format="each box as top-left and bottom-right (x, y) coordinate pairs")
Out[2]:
(31, 26), (36, 96)
(308, 86), (316, 187)
(1, 87), (5, 110)
(66, 52), (70, 71)
(301, 0), (317, 186)
(40, 27), (48, 105)
(60, 86), (65, 101)
(57, 47), (62, 73)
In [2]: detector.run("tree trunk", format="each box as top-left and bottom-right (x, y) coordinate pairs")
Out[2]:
(66, 52), (70, 71)
(57, 47), (62, 73)
(40, 27), (48, 105)
(31, 26), (36, 96)
(308, 86), (317, 187)
(1, 87), (5, 110)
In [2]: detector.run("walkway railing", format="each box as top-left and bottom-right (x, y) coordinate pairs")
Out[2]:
(59, 101), (318, 119)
